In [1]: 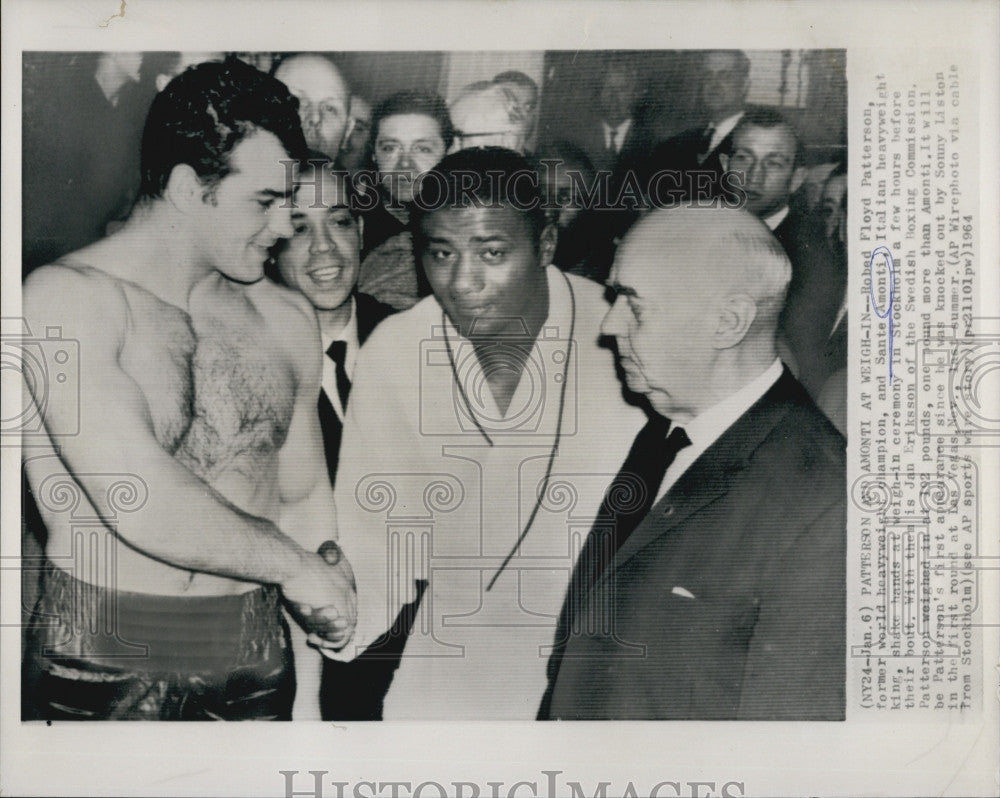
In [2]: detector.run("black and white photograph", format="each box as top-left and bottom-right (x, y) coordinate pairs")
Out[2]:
(1, 2), (997, 797)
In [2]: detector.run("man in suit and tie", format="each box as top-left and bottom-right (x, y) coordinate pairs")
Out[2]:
(720, 111), (847, 412)
(539, 205), (846, 720)
(269, 154), (396, 718)
(644, 50), (751, 202)
(566, 58), (655, 277)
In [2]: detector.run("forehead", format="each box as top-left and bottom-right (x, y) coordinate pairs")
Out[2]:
(377, 113), (443, 141)
(613, 219), (713, 296)
(732, 124), (797, 157)
(277, 58), (346, 99)
(501, 82), (538, 100)
(222, 131), (291, 186)
(421, 204), (534, 242)
(603, 68), (636, 88)
(294, 168), (351, 209)
(703, 52), (741, 74)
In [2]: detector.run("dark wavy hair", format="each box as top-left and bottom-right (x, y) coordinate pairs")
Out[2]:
(138, 59), (307, 202)
(369, 90), (455, 156)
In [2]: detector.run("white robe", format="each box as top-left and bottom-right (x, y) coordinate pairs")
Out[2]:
(332, 267), (645, 719)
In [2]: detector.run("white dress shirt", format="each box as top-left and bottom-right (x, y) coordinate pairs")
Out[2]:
(706, 109), (745, 156)
(654, 359), (783, 505)
(603, 118), (633, 153)
(763, 205), (791, 232)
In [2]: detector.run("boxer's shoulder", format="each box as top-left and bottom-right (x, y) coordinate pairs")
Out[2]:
(247, 279), (317, 336)
(23, 260), (136, 347)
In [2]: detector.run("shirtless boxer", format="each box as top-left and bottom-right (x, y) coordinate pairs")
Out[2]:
(21, 60), (355, 720)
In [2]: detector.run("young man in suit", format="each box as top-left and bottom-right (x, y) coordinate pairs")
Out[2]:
(721, 111), (847, 410)
(539, 205), (846, 720)
(269, 155), (395, 719)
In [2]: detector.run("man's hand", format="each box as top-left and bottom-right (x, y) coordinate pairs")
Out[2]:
(282, 551), (357, 649)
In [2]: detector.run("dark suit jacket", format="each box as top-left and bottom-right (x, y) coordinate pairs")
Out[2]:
(572, 117), (655, 181)
(774, 214), (847, 401)
(316, 292), (394, 486)
(540, 369), (846, 720)
(560, 118), (657, 280)
(641, 124), (736, 203)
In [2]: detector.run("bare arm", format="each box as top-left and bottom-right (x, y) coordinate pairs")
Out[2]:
(270, 292), (357, 642)
(22, 266), (340, 600)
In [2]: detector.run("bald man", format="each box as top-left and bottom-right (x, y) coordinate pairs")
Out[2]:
(275, 54), (351, 159)
(539, 206), (846, 720)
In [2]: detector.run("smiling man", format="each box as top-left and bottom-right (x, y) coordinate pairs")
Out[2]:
(21, 61), (357, 721)
(329, 147), (644, 719)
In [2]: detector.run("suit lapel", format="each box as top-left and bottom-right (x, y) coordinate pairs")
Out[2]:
(596, 370), (801, 586)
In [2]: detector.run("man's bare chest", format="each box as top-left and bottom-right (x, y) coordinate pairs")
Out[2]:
(116, 282), (296, 479)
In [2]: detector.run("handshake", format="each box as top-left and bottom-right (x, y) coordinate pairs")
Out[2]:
(282, 540), (358, 651)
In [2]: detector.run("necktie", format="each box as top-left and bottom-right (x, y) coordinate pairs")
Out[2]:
(538, 419), (691, 718)
(580, 418), (691, 589)
(697, 124), (716, 162)
(607, 126), (618, 153)
(326, 340), (351, 409)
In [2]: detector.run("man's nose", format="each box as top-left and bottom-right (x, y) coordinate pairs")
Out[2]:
(600, 296), (626, 338)
(450, 254), (482, 294)
(301, 102), (321, 127)
(309, 224), (334, 254)
(397, 149), (416, 171)
(270, 203), (295, 239)
(746, 159), (764, 186)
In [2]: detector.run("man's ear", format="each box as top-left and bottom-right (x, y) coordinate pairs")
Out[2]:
(790, 165), (808, 196)
(714, 293), (757, 349)
(356, 215), (365, 246)
(538, 223), (558, 267)
(155, 73), (171, 93)
(164, 163), (207, 213)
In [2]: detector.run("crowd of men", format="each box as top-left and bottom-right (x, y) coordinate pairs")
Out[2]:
(20, 50), (847, 721)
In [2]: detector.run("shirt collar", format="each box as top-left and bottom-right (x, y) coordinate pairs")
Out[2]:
(321, 296), (359, 365)
(763, 205), (791, 231)
(710, 110), (745, 144)
(679, 359), (783, 450)
(602, 117), (633, 139)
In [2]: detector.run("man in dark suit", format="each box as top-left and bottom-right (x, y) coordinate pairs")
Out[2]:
(721, 111), (847, 409)
(571, 59), (653, 179)
(269, 154), (405, 719)
(643, 50), (751, 202)
(564, 58), (657, 277)
(539, 205), (846, 720)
